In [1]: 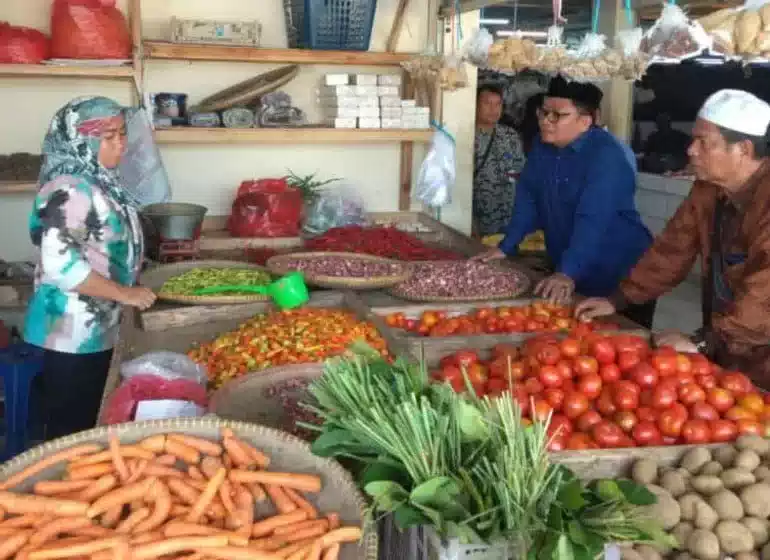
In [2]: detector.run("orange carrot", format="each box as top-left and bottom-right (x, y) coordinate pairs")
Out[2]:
(170, 504), (191, 517)
(153, 454), (177, 466)
(29, 516), (92, 546)
(229, 471), (321, 493)
(283, 488), (318, 519)
(144, 465), (184, 478)
(132, 535), (228, 559)
(200, 457), (223, 479)
(87, 478), (154, 518)
(167, 478), (201, 506)
(32, 480), (91, 496)
(272, 538), (316, 559)
(100, 505), (123, 529)
(28, 536), (127, 560)
(186, 468), (226, 523)
(273, 519), (329, 537)
(164, 439), (201, 465)
(320, 527), (363, 547)
(0, 444), (101, 491)
(74, 474), (117, 502)
(69, 446), (155, 469)
(168, 434), (223, 457)
(264, 485), (296, 514)
(203, 547), (282, 560)
(188, 466), (205, 481)
(162, 522), (248, 546)
(252, 510), (308, 537)
(269, 523), (327, 545)
(109, 433), (130, 483)
(74, 524), (112, 537)
(326, 513), (340, 530)
(68, 463), (114, 481)
(0, 506), (5, 521)
(130, 531), (164, 545)
(115, 507), (150, 534)
(321, 543), (340, 560)
(286, 545), (312, 560)
(248, 483), (267, 503)
(134, 479), (172, 533)
(231, 487), (254, 538)
(0, 513), (47, 528)
(306, 540), (322, 560)
(218, 482), (237, 516)
(0, 529), (31, 560)
(126, 459), (149, 484)
(0, 491), (88, 517)
(137, 435), (167, 454)
(221, 437), (253, 469)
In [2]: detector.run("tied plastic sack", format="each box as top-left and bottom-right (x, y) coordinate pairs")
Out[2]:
(101, 375), (208, 425)
(0, 22), (50, 64)
(462, 28), (494, 67)
(641, 3), (710, 60)
(697, 0), (770, 57)
(415, 124), (456, 208)
(302, 188), (367, 237)
(228, 178), (303, 238)
(439, 55), (469, 92)
(51, 0), (131, 60)
(120, 351), (208, 385)
(119, 107), (172, 207)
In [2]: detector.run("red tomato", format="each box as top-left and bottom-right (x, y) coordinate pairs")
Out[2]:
(566, 433), (595, 450)
(651, 350), (678, 377)
(696, 375), (717, 390)
(531, 399), (553, 422)
(651, 384), (678, 409)
(511, 386), (530, 415)
(725, 407), (756, 422)
(486, 378), (508, 396)
(632, 421), (663, 446)
(438, 365), (465, 392)
(710, 419), (738, 442)
(690, 402), (719, 421)
(577, 373), (603, 400)
(548, 414), (573, 438)
(596, 387), (617, 416)
(739, 393), (765, 415)
(681, 419), (711, 444)
(491, 343), (519, 361)
(470, 382), (487, 397)
(615, 380), (641, 395)
(707, 387), (735, 413)
(658, 405), (687, 438)
(544, 388), (565, 411)
(509, 361), (529, 381)
(539, 365), (563, 388)
(614, 334), (650, 355)
(576, 409), (602, 432)
(764, 393), (770, 405)
(599, 363), (622, 383)
(563, 392), (590, 420)
(536, 344), (562, 366)
(592, 421), (626, 448)
(679, 383), (706, 406)
(737, 418), (763, 436)
(488, 357), (510, 380)
(555, 360), (573, 381)
(675, 354), (693, 374)
(560, 338), (581, 359)
(617, 351), (642, 374)
(630, 363), (659, 389)
(523, 377), (544, 396)
(614, 410), (638, 433)
(613, 383), (640, 411)
(573, 356), (599, 376)
(451, 350), (480, 369)
(690, 354), (712, 376)
(720, 372), (754, 397)
(636, 406), (658, 423)
(591, 338), (617, 365)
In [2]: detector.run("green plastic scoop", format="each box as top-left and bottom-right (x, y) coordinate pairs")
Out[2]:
(193, 271), (309, 309)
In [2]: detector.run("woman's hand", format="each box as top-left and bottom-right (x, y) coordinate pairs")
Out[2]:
(119, 286), (157, 310)
(535, 273), (575, 305)
(574, 297), (616, 321)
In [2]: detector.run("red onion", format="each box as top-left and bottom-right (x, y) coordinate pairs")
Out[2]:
(395, 261), (528, 298)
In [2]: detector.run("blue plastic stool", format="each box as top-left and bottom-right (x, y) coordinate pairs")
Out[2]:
(0, 343), (44, 460)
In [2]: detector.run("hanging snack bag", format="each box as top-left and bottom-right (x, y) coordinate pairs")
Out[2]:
(641, 3), (710, 61)
(561, 32), (623, 82)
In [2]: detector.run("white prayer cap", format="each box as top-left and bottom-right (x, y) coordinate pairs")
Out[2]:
(698, 89), (770, 137)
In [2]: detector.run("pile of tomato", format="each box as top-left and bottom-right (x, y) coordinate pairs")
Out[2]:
(384, 301), (619, 337)
(432, 334), (768, 451)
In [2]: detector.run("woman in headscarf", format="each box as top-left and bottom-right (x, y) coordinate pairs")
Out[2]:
(24, 96), (156, 439)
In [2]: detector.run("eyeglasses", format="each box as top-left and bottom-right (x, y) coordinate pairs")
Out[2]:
(537, 108), (578, 123)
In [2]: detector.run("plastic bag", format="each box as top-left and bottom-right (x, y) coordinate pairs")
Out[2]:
(51, 0), (131, 60)
(641, 3), (710, 60)
(119, 108), (172, 208)
(228, 178), (303, 238)
(302, 188), (367, 237)
(0, 22), (50, 64)
(415, 125), (455, 208)
(120, 351), (208, 385)
(100, 375), (208, 425)
(462, 28), (494, 66)
(616, 28), (650, 80)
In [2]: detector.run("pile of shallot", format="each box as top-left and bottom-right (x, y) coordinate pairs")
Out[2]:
(393, 261), (528, 299)
(278, 255), (406, 278)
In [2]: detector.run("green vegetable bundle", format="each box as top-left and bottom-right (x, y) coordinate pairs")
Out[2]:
(160, 267), (272, 295)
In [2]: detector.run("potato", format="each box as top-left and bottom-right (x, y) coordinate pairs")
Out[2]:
(635, 545), (662, 560)
(737, 435), (770, 456)
(661, 470), (689, 498)
(672, 522), (694, 548)
(761, 3), (770, 28)
(755, 466), (770, 483)
(694, 501), (719, 530)
(700, 461), (724, 477)
(735, 450), (762, 471)
(740, 483), (770, 518)
(709, 489), (745, 521)
(671, 554), (694, 560)
(681, 447), (712, 473)
(620, 549), (644, 560)
(736, 10), (763, 54)
(714, 445), (738, 467)
(743, 516), (769, 547)
(692, 475), (724, 495)
(686, 529), (720, 560)
(716, 519), (755, 554)
(762, 541), (770, 560)
(644, 485), (682, 530)
(722, 468), (757, 490)
(736, 553), (760, 560)
(633, 459), (659, 485)
(679, 494), (704, 521)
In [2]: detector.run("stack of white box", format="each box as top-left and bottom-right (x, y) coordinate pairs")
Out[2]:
(320, 73), (430, 130)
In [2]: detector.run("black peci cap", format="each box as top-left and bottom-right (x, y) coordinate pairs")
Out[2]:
(547, 75), (603, 112)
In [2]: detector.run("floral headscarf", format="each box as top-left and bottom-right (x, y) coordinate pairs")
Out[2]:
(39, 96), (136, 206)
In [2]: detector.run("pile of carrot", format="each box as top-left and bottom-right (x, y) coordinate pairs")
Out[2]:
(0, 428), (362, 560)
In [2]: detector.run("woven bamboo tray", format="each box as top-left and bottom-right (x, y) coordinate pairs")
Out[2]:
(266, 252), (412, 290)
(143, 260), (272, 305)
(0, 418), (377, 560)
(388, 261), (531, 303)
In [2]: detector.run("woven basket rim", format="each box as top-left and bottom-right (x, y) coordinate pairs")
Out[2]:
(0, 417), (377, 560)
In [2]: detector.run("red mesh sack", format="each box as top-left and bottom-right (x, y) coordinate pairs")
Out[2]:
(0, 22), (50, 64)
(228, 179), (302, 238)
(51, 0), (131, 60)
(100, 374), (208, 425)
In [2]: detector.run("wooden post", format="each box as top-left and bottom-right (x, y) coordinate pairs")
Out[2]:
(399, 70), (416, 211)
(598, 0), (634, 142)
(129, 0), (143, 104)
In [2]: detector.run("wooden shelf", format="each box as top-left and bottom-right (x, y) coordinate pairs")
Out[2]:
(0, 64), (135, 79)
(0, 181), (36, 194)
(144, 41), (414, 66)
(153, 127), (433, 145)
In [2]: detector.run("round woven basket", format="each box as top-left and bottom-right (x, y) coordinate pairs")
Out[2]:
(266, 252), (411, 290)
(0, 418), (377, 560)
(389, 261), (532, 303)
(143, 260), (272, 305)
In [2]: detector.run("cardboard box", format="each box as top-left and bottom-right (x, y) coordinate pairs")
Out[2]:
(352, 74), (378, 85)
(381, 118), (403, 129)
(378, 74), (403, 86)
(380, 96), (402, 108)
(327, 118), (357, 129)
(358, 117), (381, 129)
(324, 74), (350, 86)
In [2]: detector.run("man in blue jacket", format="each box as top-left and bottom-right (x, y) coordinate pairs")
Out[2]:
(475, 75), (655, 327)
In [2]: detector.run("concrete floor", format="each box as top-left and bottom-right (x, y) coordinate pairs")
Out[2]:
(652, 279), (702, 334)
